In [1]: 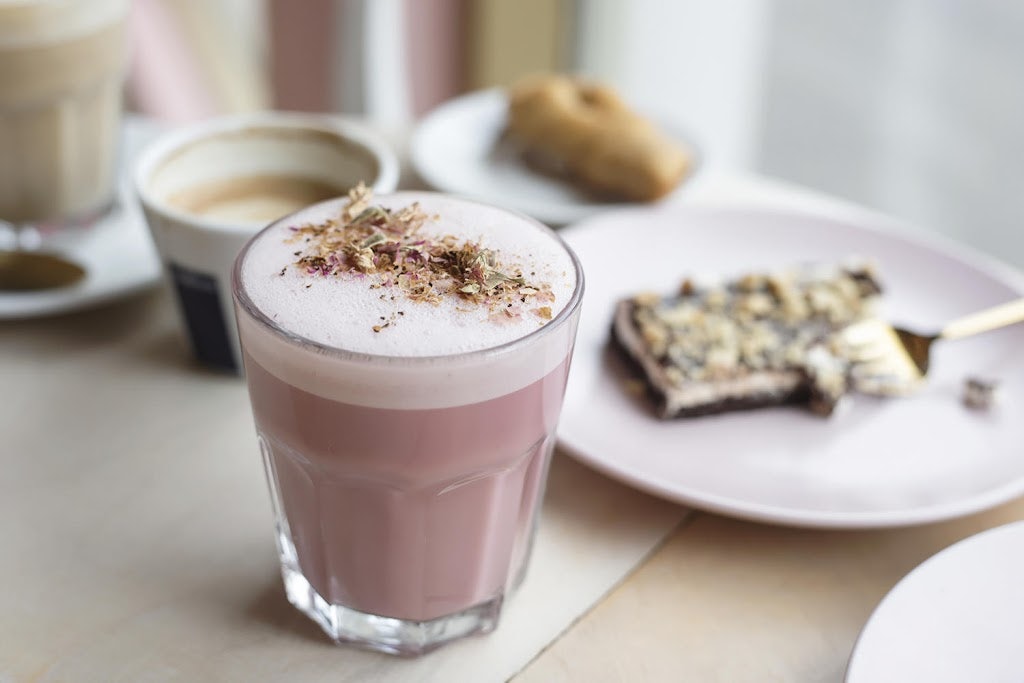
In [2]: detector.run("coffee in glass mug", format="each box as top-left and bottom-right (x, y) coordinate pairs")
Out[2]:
(0, 0), (128, 226)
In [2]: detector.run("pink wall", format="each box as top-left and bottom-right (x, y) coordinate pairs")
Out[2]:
(268, 0), (337, 112)
(267, 0), (468, 117)
(404, 0), (468, 117)
(127, 0), (219, 121)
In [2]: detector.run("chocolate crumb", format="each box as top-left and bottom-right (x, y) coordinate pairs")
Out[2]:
(963, 377), (998, 411)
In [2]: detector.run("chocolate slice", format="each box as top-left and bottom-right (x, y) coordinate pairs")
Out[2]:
(611, 265), (883, 418)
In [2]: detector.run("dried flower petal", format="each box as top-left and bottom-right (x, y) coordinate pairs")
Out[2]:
(287, 187), (554, 329)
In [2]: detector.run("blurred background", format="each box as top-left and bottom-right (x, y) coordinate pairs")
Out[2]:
(128, 0), (1024, 267)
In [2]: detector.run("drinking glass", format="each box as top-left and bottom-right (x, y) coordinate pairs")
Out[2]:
(0, 0), (129, 290)
(232, 193), (584, 655)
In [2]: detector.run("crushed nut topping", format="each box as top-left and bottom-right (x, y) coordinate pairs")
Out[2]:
(284, 184), (555, 330)
(630, 265), (881, 386)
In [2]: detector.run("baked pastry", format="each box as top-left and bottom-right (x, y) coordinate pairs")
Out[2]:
(610, 264), (885, 418)
(507, 74), (692, 201)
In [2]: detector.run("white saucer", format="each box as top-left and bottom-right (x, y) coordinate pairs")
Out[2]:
(410, 88), (698, 226)
(558, 204), (1024, 528)
(0, 117), (164, 320)
(846, 520), (1024, 682)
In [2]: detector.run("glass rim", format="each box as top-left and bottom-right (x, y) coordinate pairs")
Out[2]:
(231, 190), (586, 367)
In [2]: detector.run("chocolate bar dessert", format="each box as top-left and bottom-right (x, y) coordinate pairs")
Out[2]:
(611, 264), (886, 418)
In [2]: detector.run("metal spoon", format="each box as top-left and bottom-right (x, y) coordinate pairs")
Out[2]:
(843, 297), (1024, 394)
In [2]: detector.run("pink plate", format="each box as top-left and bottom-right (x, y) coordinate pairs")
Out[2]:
(557, 205), (1024, 528)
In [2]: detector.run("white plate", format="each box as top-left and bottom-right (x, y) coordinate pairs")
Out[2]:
(846, 520), (1024, 681)
(557, 205), (1024, 528)
(410, 88), (698, 226)
(0, 117), (164, 320)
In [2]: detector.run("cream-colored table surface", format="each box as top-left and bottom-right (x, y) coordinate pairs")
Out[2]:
(514, 498), (1024, 683)
(0, 290), (683, 683)
(3, 172), (1020, 683)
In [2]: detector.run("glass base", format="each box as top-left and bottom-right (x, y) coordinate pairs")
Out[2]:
(272, 519), (503, 655)
(256, 431), (546, 656)
(279, 554), (502, 656)
(0, 198), (117, 253)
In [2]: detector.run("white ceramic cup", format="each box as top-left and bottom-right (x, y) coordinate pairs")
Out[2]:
(135, 112), (400, 373)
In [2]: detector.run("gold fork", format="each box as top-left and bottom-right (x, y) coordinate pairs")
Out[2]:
(842, 297), (1024, 395)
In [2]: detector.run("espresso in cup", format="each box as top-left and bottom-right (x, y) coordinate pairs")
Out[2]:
(135, 113), (400, 372)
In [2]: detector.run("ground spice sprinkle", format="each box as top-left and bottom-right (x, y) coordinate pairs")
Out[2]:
(285, 184), (556, 331)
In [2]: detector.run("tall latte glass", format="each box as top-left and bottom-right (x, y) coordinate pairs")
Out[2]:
(232, 191), (584, 655)
(0, 0), (128, 226)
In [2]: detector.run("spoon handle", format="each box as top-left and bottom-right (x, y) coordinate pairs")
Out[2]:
(940, 297), (1024, 340)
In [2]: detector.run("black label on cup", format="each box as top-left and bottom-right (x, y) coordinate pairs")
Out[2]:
(169, 262), (237, 372)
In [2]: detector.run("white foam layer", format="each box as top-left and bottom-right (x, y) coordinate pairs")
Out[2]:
(236, 192), (583, 408)
(0, 0), (127, 45)
(242, 193), (577, 356)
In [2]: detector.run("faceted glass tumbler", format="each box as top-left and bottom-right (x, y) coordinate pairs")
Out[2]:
(232, 201), (584, 655)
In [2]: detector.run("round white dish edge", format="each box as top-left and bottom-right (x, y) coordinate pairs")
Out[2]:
(556, 204), (1024, 528)
(845, 519), (1024, 682)
(410, 88), (700, 226)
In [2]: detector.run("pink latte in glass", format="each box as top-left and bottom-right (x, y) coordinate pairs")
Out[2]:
(232, 190), (583, 655)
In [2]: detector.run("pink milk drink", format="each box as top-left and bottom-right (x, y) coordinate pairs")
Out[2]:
(232, 189), (584, 655)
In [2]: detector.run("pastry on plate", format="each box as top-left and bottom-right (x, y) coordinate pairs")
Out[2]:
(507, 74), (693, 202)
